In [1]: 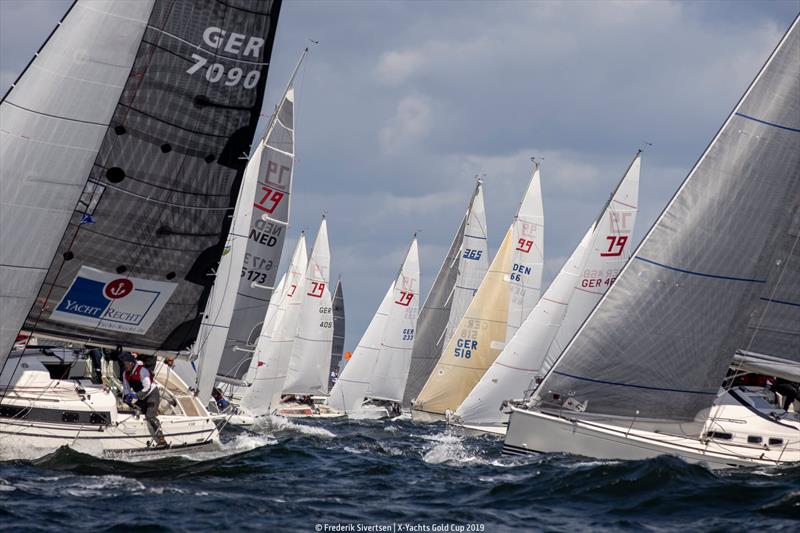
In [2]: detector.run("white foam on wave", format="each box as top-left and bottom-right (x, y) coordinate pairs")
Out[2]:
(62, 475), (146, 497)
(247, 414), (336, 438)
(421, 432), (487, 466)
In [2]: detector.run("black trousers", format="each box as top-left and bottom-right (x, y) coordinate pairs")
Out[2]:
(775, 382), (798, 411)
(137, 388), (163, 437)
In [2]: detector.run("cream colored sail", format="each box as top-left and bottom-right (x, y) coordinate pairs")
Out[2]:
(412, 227), (514, 419)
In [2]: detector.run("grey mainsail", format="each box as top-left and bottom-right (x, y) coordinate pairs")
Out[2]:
(740, 202), (800, 362)
(535, 15), (800, 435)
(402, 181), (488, 406)
(330, 279), (345, 376)
(1, 0), (281, 367)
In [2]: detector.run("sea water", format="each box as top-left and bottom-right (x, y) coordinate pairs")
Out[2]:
(0, 417), (797, 531)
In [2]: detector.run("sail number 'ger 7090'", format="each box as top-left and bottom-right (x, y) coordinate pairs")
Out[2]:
(186, 27), (266, 88)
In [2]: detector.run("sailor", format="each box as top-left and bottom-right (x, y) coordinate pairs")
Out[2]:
(121, 352), (167, 447)
(86, 346), (104, 384)
(773, 378), (799, 411)
(211, 388), (231, 412)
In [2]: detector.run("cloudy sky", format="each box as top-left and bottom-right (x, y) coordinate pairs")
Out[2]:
(2, 0), (798, 352)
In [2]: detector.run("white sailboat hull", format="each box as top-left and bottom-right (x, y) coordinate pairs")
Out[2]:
(503, 392), (799, 468)
(0, 350), (219, 457)
(0, 415), (218, 456)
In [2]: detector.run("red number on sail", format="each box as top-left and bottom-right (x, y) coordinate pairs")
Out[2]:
(395, 291), (413, 306)
(306, 281), (325, 298)
(254, 186), (284, 214)
(287, 284), (297, 297)
(601, 236), (628, 257)
(515, 239), (533, 253)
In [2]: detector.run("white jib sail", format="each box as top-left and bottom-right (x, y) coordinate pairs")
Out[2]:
(367, 238), (421, 402)
(283, 218), (333, 395)
(506, 164), (545, 343)
(239, 234), (308, 416)
(194, 140), (269, 402)
(328, 285), (394, 414)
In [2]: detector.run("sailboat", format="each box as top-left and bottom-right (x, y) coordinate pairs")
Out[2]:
(329, 279), (346, 380)
(0, 0), (280, 454)
(412, 165), (544, 422)
(193, 49), (306, 408)
(454, 153), (640, 434)
(273, 218), (344, 418)
(328, 236), (420, 419)
(233, 233), (307, 420)
(502, 16), (800, 468)
(403, 180), (489, 407)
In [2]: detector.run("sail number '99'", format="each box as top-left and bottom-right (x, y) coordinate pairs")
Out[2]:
(186, 27), (266, 88)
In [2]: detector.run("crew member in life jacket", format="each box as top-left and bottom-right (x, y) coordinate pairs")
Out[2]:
(121, 352), (167, 447)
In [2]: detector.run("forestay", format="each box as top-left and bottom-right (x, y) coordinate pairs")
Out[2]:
(283, 218), (334, 395)
(456, 153), (640, 426)
(403, 181), (489, 406)
(1, 0), (281, 367)
(535, 18), (800, 435)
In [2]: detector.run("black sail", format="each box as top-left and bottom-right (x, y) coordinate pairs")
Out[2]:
(22, 0), (282, 353)
(330, 280), (346, 375)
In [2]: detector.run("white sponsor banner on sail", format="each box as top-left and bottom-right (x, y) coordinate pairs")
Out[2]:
(50, 266), (176, 335)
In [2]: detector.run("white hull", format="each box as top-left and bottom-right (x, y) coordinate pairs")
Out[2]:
(503, 390), (799, 469)
(277, 400), (345, 419)
(457, 423), (507, 437)
(0, 415), (218, 456)
(0, 348), (218, 457)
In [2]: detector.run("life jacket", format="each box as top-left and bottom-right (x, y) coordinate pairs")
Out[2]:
(124, 364), (148, 393)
